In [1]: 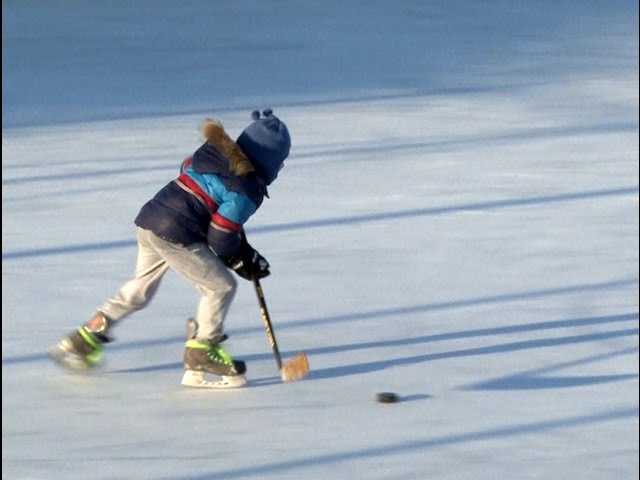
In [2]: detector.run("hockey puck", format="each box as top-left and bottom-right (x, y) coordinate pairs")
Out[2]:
(376, 392), (399, 403)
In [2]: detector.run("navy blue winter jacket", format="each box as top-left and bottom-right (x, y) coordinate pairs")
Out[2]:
(134, 133), (268, 260)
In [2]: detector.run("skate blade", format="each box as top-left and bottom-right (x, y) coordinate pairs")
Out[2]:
(181, 370), (247, 389)
(280, 352), (310, 382)
(47, 346), (92, 372)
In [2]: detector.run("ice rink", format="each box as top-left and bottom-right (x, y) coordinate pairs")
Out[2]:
(3, 2), (638, 479)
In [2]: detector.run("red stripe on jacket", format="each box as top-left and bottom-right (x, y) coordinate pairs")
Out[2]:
(176, 173), (219, 213)
(212, 213), (242, 232)
(176, 173), (242, 233)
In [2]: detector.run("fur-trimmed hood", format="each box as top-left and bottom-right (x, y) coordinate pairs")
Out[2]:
(134, 118), (269, 249)
(199, 118), (255, 176)
(189, 118), (269, 203)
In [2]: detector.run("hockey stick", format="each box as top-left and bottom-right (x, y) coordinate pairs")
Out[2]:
(249, 274), (309, 381)
(242, 233), (309, 382)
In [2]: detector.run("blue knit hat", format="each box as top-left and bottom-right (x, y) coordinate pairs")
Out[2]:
(236, 109), (291, 185)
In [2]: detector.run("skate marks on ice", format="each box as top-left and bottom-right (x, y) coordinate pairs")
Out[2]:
(42, 364), (285, 397)
(158, 407), (638, 480)
(307, 328), (638, 383)
(460, 345), (639, 391)
(93, 309), (630, 393)
(304, 311), (638, 383)
(7, 279), (639, 392)
(276, 278), (638, 333)
(3, 280), (637, 369)
(43, 313), (636, 392)
(3, 185), (637, 261)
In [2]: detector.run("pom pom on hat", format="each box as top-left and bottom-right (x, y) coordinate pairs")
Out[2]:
(236, 109), (291, 185)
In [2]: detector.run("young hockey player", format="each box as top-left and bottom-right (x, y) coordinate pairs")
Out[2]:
(48, 109), (291, 388)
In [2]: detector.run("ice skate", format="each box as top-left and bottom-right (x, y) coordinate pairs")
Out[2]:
(182, 339), (247, 389)
(48, 312), (112, 372)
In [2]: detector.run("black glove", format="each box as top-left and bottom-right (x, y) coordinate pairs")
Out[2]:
(224, 245), (270, 281)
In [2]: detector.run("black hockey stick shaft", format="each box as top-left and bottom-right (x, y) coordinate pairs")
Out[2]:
(251, 274), (283, 371)
(240, 230), (283, 370)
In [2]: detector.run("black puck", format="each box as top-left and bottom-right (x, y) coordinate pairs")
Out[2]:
(376, 392), (399, 403)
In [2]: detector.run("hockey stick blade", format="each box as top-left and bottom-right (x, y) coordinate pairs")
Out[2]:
(280, 352), (310, 382)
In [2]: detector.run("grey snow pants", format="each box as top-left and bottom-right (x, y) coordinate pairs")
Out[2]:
(98, 227), (237, 344)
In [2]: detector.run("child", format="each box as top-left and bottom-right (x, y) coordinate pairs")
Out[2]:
(48, 109), (291, 388)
